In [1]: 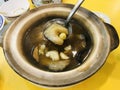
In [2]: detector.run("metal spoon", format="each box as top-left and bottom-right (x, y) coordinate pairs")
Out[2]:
(44, 0), (84, 38)
(65, 0), (84, 26)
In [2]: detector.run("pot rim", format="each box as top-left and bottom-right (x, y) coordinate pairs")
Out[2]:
(3, 4), (110, 87)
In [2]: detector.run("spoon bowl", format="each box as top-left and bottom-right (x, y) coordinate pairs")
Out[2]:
(43, 18), (72, 38)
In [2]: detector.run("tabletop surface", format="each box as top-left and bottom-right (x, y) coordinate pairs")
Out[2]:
(0, 0), (120, 90)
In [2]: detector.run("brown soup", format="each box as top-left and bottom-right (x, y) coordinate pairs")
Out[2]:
(23, 17), (92, 72)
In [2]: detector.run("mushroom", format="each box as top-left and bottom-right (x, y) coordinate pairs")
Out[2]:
(64, 45), (72, 51)
(60, 52), (69, 60)
(38, 44), (46, 55)
(46, 50), (60, 61)
(44, 23), (68, 45)
(39, 58), (70, 71)
(48, 60), (70, 71)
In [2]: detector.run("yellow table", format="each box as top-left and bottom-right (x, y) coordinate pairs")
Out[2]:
(0, 0), (120, 90)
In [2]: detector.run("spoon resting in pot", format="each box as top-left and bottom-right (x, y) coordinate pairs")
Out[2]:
(66, 0), (84, 26)
(44, 0), (85, 45)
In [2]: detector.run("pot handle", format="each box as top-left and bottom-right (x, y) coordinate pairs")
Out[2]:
(104, 23), (119, 51)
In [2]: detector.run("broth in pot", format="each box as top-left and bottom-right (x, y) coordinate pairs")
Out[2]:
(23, 18), (92, 72)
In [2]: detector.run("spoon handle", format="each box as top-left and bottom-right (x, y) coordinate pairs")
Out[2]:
(66, 0), (84, 25)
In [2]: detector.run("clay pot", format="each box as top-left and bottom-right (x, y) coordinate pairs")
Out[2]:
(0, 4), (119, 87)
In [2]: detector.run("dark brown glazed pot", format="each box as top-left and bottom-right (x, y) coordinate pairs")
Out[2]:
(0, 4), (119, 87)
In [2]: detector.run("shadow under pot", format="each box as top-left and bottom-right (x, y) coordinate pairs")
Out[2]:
(0, 4), (119, 87)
